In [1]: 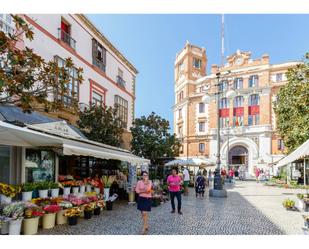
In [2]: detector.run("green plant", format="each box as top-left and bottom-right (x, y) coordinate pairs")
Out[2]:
(282, 199), (295, 209)
(21, 182), (37, 192)
(49, 182), (59, 189)
(36, 181), (51, 190)
(297, 193), (304, 200)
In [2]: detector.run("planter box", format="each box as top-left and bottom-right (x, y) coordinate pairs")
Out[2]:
(22, 191), (33, 202)
(56, 210), (67, 225)
(42, 213), (56, 229)
(22, 217), (39, 235)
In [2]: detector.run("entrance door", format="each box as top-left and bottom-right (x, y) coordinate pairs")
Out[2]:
(228, 145), (248, 171)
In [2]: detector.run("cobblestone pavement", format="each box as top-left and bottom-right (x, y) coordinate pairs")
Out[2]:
(38, 181), (306, 235)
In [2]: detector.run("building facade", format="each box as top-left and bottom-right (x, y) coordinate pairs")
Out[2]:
(173, 41), (299, 176)
(0, 14), (137, 149)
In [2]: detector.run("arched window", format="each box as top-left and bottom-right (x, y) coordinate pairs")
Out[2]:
(249, 75), (259, 87)
(219, 80), (228, 92)
(233, 96), (244, 107)
(219, 98), (229, 109)
(249, 94), (260, 106)
(234, 78), (243, 90)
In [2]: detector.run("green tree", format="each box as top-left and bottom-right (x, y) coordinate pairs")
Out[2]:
(77, 105), (123, 147)
(0, 15), (83, 113)
(130, 112), (181, 162)
(274, 53), (309, 153)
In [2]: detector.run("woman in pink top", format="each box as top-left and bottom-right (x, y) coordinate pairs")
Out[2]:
(135, 171), (152, 234)
(167, 167), (183, 215)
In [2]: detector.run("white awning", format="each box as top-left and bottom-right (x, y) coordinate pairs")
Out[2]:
(276, 139), (309, 168)
(0, 121), (150, 165)
(165, 157), (215, 166)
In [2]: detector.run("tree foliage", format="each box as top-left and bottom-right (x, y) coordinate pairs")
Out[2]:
(130, 112), (181, 162)
(0, 15), (83, 113)
(274, 53), (309, 153)
(77, 105), (124, 147)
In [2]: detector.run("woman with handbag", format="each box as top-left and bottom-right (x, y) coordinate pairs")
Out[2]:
(135, 171), (153, 235)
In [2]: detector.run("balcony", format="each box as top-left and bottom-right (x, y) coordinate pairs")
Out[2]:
(0, 18), (14, 36)
(58, 28), (76, 50)
(116, 75), (126, 89)
(93, 57), (106, 72)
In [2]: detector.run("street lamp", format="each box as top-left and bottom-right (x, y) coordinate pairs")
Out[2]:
(203, 72), (236, 197)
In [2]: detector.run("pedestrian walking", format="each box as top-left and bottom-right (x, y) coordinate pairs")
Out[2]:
(195, 172), (206, 198)
(135, 171), (153, 235)
(235, 168), (239, 179)
(183, 167), (190, 196)
(228, 168), (235, 183)
(255, 167), (260, 183)
(167, 167), (183, 215)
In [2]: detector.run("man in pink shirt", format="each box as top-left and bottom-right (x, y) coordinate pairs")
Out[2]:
(167, 168), (183, 215)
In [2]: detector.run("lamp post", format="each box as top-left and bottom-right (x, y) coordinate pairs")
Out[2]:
(202, 72), (236, 197)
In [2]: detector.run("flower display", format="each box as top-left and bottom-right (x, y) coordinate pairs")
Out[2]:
(84, 202), (96, 212)
(43, 204), (61, 213)
(24, 204), (44, 218)
(64, 207), (82, 217)
(2, 202), (25, 220)
(96, 200), (105, 209)
(0, 183), (21, 198)
(58, 201), (73, 209)
(0, 215), (12, 225)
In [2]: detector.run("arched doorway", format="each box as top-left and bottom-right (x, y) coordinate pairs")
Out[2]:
(228, 145), (248, 171)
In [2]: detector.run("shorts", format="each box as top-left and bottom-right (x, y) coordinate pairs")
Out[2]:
(183, 181), (189, 187)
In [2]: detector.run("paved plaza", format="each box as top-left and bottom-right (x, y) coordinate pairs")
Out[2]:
(38, 181), (307, 235)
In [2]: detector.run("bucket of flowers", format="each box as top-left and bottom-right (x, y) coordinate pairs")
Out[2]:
(94, 200), (105, 215)
(60, 181), (74, 196)
(22, 203), (44, 235)
(57, 200), (73, 225)
(0, 183), (21, 204)
(282, 198), (296, 211)
(2, 201), (25, 235)
(42, 204), (61, 229)
(83, 203), (95, 219)
(0, 215), (11, 235)
(21, 182), (36, 202)
(64, 207), (82, 226)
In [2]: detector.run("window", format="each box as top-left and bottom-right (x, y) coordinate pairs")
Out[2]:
(92, 38), (106, 72)
(233, 116), (244, 127)
(193, 58), (201, 69)
(199, 103), (205, 113)
(178, 108), (182, 119)
(220, 117), (230, 128)
(234, 78), (243, 90)
(249, 75), (259, 88)
(278, 139), (284, 150)
(199, 143), (205, 153)
(115, 95), (128, 129)
(248, 114), (260, 126)
(233, 96), (244, 107)
(59, 19), (76, 49)
(0, 14), (14, 36)
(116, 68), (126, 88)
(25, 149), (55, 182)
(0, 145), (10, 184)
(276, 73), (283, 82)
(92, 91), (103, 107)
(249, 94), (260, 106)
(219, 98), (229, 109)
(219, 80), (228, 92)
(55, 56), (79, 107)
(198, 122), (205, 132)
(178, 91), (184, 102)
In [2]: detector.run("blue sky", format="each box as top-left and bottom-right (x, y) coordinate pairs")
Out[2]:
(87, 14), (309, 132)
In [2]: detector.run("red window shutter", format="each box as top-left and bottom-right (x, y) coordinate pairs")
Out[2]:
(233, 107), (244, 117)
(249, 105), (260, 115)
(219, 108), (229, 118)
(61, 21), (69, 33)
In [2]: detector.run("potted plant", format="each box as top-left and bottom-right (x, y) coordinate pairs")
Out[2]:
(83, 203), (95, 219)
(37, 181), (50, 198)
(2, 202), (25, 235)
(94, 200), (105, 215)
(72, 181), (80, 194)
(57, 201), (72, 225)
(102, 176), (111, 201)
(42, 204), (60, 229)
(0, 216), (11, 235)
(49, 182), (60, 198)
(21, 183), (36, 201)
(64, 207), (82, 226)
(0, 183), (21, 204)
(22, 204), (44, 235)
(61, 181), (72, 196)
(282, 198), (296, 210)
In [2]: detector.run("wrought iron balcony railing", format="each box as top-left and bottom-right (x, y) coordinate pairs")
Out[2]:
(116, 75), (126, 89)
(58, 28), (76, 50)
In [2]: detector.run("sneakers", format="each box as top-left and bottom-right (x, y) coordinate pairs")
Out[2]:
(171, 210), (175, 213)
(178, 211), (183, 215)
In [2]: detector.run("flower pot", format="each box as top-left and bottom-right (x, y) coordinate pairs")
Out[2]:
(22, 217), (39, 235)
(68, 216), (78, 226)
(0, 194), (12, 204)
(104, 188), (110, 201)
(56, 210), (67, 225)
(72, 187), (79, 194)
(93, 207), (101, 215)
(51, 188), (59, 198)
(106, 201), (113, 210)
(80, 185), (85, 194)
(22, 191), (33, 202)
(86, 185), (92, 192)
(0, 221), (9, 235)
(9, 218), (23, 235)
(63, 187), (71, 196)
(42, 213), (56, 229)
(84, 210), (92, 219)
(39, 189), (49, 198)
(94, 187), (100, 194)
